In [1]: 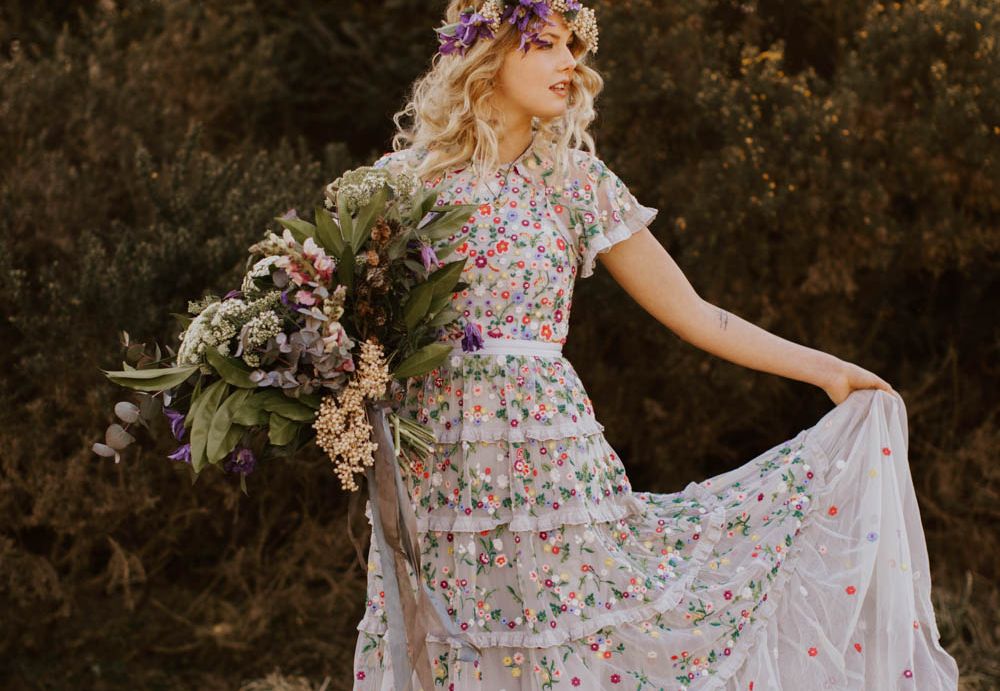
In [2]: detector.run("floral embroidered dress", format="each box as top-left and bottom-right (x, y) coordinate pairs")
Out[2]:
(351, 139), (959, 690)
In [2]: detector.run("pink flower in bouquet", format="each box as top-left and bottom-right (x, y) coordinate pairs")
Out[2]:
(295, 289), (317, 306)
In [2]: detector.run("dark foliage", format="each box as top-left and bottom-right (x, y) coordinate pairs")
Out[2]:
(1, 0), (996, 688)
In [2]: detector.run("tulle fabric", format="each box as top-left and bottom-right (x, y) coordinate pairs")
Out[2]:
(352, 389), (959, 690)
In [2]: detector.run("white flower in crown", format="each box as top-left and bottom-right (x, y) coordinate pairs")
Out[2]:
(435, 0), (599, 57)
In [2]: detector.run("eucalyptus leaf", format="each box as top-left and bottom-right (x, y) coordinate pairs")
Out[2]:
(268, 412), (299, 446)
(105, 423), (136, 451)
(392, 343), (454, 379)
(114, 401), (140, 423)
(92, 442), (120, 463)
(204, 347), (256, 388)
(138, 393), (162, 421)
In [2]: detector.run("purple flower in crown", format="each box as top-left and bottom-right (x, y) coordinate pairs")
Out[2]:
(461, 321), (484, 352)
(162, 406), (186, 441)
(420, 243), (440, 271)
(167, 442), (192, 464)
(436, 8), (496, 56)
(502, 0), (552, 51)
(224, 446), (257, 476)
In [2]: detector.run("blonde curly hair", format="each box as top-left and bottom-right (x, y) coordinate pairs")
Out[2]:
(387, 0), (605, 184)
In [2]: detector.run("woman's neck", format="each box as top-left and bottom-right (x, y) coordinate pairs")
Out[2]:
(497, 126), (535, 165)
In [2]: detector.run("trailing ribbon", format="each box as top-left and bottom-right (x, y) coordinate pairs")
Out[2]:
(361, 400), (481, 690)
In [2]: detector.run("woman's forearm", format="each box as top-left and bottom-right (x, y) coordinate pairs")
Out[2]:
(674, 298), (845, 390)
(599, 229), (846, 390)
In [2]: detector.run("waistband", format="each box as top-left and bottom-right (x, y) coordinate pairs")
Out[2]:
(444, 336), (564, 357)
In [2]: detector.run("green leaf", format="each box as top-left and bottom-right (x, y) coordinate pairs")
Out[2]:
(207, 389), (252, 463)
(402, 281), (434, 331)
(275, 216), (317, 244)
(254, 389), (317, 422)
(338, 248), (355, 290)
(426, 307), (462, 328)
(424, 258), (468, 299)
(314, 204), (345, 257)
(336, 191), (354, 247)
(189, 380), (228, 473)
(352, 186), (389, 254)
(268, 412), (299, 446)
(392, 343), (454, 379)
(421, 204), (477, 240)
(102, 364), (200, 392)
(231, 392), (270, 426)
(204, 347), (256, 388)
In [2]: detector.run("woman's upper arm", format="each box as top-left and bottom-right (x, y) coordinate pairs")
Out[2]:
(596, 228), (707, 339)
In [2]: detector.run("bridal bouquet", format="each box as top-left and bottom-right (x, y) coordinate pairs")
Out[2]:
(94, 163), (477, 494)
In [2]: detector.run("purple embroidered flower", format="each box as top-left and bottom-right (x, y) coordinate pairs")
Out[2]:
(224, 446), (257, 475)
(420, 243), (440, 271)
(461, 321), (484, 352)
(162, 406), (186, 441)
(167, 443), (192, 464)
(866, 531), (879, 542)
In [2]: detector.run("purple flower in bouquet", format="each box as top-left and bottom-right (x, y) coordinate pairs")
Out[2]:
(280, 208), (299, 221)
(223, 289), (243, 301)
(462, 321), (484, 352)
(420, 243), (440, 271)
(167, 443), (192, 464)
(224, 446), (257, 475)
(162, 406), (186, 441)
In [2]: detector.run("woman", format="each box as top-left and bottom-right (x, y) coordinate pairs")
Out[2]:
(352, 1), (960, 688)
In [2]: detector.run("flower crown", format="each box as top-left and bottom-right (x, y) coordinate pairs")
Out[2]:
(435, 0), (599, 57)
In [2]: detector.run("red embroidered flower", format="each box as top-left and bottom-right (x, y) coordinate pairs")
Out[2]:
(827, 505), (839, 516)
(854, 643), (863, 653)
(808, 647), (818, 656)
(845, 585), (857, 595)
(610, 673), (621, 683)
(572, 679), (581, 687)
(356, 671), (366, 680)
(902, 669), (913, 678)
(723, 590), (733, 600)
(882, 447), (891, 456)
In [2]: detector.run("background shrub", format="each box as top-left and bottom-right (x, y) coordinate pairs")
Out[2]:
(1, 0), (996, 688)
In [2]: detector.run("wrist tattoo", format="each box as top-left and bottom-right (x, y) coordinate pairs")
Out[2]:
(717, 309), (729, 330)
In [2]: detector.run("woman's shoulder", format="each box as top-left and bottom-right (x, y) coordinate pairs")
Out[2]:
(371, 146), (430, 173)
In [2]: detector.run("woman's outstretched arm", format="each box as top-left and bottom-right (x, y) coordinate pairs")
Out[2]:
(597, 229), (898, 405)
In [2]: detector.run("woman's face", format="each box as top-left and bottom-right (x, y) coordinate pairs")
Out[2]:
(492, 14), (581, 124)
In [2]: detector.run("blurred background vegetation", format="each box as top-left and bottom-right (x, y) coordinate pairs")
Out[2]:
(1, 0), (996, 688)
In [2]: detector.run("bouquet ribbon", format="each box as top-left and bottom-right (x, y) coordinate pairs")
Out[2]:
(363, 400), (481, 690)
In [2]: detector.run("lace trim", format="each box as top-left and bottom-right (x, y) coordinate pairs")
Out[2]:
(579, 203), (658, 279)
(426, 417), (606, 444)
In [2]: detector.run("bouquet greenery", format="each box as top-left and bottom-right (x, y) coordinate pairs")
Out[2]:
(94, 163), (477, 494)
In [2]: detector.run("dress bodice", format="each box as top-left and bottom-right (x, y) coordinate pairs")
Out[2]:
(372, 139), (658, 346)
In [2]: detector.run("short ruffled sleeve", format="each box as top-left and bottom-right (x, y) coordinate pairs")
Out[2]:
(565, 151), (658, 279)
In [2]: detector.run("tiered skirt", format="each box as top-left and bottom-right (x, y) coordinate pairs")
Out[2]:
(351, 346), (959, 690)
